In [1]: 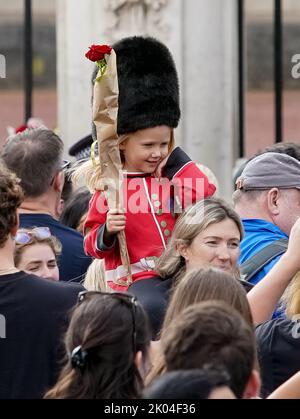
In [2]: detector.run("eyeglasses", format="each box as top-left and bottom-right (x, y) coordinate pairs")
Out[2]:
(49, 160), (71, 187)
(61, 160), (71, 171)
(77, 291), (137, 354)
(15, 227), (52, 245)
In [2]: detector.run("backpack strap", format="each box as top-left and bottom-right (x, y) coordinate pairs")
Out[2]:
(240, 238), (288, 283)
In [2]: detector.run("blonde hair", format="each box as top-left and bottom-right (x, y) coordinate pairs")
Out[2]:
(83, 259), (110, 292)
(147, 268), (253, 384)
(282, 272), (300, 319)
(156, 198), (243, 281)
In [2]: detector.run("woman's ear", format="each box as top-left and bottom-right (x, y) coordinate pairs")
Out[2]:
(176, 243), (189, 261)
(134, 351), (143, 370)
(134, 350), (149, 379)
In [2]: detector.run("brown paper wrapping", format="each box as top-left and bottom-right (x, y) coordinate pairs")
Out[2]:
(93, 50), (132, 286)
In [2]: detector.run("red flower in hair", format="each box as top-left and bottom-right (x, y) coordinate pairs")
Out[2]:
(16, 124), (28, 133)
(85, 44), (112, 62)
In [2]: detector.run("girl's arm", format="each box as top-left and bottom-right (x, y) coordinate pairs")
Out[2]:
(268, 372), (300, 399)
(162, 147), (216, 206)
(247, 217), (300, 326)
(83, 191), (118, 259)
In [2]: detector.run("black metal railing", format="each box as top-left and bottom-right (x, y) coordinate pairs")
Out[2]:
(238, 0), (283, 156)
(238, 0), (245, 158)
(24, 0), (33, 123)
(274, 0), (283, 143)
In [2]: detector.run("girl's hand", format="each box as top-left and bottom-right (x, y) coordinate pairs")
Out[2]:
(154, 156), (168, 179)
(106, 208), (126, 234)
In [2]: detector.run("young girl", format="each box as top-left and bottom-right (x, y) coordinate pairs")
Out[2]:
(83, 36), (216, 291)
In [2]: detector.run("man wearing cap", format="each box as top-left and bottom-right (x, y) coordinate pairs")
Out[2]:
(233, 152), (300, 285)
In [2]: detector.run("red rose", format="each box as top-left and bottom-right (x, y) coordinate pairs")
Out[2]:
(16, 124), (28, 133)
(85, 44), (112, 62)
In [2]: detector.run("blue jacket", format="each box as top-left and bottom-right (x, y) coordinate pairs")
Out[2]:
(239, 219), (288, 285)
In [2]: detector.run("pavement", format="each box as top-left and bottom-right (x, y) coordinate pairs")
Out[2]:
(0, 88), (299, 157)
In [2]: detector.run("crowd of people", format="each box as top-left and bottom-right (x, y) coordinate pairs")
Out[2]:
(1, 35), (300, 399)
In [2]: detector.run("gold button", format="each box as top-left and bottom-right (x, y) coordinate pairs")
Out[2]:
(164, 229), (171, 237)
(156, 209), (163, 216)
(152, 194), (159, 200)
(154, 201), (161, 208)
(161, 221), (167, 228)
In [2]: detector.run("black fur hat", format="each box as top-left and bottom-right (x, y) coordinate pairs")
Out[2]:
(112, 36), (181, 135)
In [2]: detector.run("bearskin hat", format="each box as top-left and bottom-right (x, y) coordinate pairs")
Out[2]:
(112, 36), (181, 135)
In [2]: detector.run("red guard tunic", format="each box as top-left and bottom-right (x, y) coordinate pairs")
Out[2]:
(84, 147), (216, 291)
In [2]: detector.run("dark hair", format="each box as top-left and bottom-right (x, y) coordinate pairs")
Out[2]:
(0, 160), (24, 247)
(60, 187), (91, 231)
(144, 367), (231, 399)
(45, 293), (151, 399)
(163, 268), (253, 330)
(147, 268), (252, 383)
(1, 129), (63, 198)
(162, 301), (256, 399)
(61, 173), (73, 205)
(255, 142), (300, 161)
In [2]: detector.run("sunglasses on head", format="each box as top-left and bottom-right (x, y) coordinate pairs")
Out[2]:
(77, 291), (138, 354)
(15, 227), (52, 245)
(61, 159), (71, 170)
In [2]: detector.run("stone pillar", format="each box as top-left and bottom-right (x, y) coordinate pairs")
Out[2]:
(56, 0), (238, 198)
(182, 0), (239, 199)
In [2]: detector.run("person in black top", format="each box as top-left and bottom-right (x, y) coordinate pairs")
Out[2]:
(0, 161), (83, 398)
(1, 129), (92, 282)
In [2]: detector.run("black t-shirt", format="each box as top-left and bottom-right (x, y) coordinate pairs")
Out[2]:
(19, 213), (92, 283)
(128, 276), (173, 339)
(0, 271), (83, 399)
(256, 316), (300, 397)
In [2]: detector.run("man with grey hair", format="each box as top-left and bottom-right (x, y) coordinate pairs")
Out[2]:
(233, 152), (300, 286)
(1, 129), (91, 282)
